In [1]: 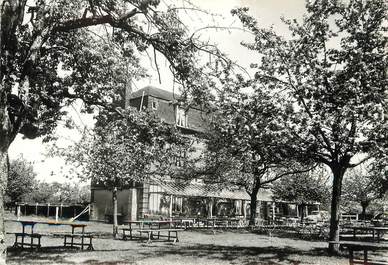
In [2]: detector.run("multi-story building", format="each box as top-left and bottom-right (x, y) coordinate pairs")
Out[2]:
(90, 86), (305, 223)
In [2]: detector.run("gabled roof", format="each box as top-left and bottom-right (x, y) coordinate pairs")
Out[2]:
(130, 86), (180, 101)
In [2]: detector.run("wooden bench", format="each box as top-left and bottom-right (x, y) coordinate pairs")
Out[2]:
(122, 228), (139, 240)
(53, 232), (94, 250)
(138, 229), (184, 243)
(13, 232), (42, 249)
(329, 241), (388, 265)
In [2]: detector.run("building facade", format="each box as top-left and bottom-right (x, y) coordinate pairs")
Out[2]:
(90, 86), (308, 223)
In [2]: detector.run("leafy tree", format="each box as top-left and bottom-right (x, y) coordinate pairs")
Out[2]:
(342, 165), (386, 219)
(77, 185), (91, 205)
(24, 181), (90, 205)
(25, 181), (55, 203)
(272, 170), (330, 221)
(369, 154), (388, 197)
(60, 109), (188, 237)
(6, 156), (36, 206)
(233, 0), (387, 253)
(0, 0), (223, 259)
(198, 82), (314, 226)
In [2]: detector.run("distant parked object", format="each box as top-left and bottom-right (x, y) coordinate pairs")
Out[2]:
(305, 210), (330, 224)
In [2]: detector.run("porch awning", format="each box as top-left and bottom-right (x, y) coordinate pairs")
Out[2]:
(152, 179), (273, 202)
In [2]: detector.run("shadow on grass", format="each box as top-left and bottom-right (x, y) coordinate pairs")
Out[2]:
(7, 246), (136, 265)
(7, 242), (345, 265)
(149, 244), (340, 265)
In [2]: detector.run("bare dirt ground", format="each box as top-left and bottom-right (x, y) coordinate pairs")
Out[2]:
(4, 214), (383, 265)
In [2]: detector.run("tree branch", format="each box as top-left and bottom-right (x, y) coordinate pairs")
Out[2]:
(261, 163), (318, 185)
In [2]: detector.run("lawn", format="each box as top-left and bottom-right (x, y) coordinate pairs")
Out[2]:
(3, 214), (379, 265)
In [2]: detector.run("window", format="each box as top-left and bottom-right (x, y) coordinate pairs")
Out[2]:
(148, 185), (169, 215)
(176, 106), (188, 127)
(174, 150), (187, 167)
(151, 101), (157, 110)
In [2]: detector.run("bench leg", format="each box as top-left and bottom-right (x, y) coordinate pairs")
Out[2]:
(175, 231), (179, 243)
(349, 249), (354, 265)
(13, 235), (19, 248)
(87, 237), (94, 251)
(363, 250), (368, 265)
(81, 235), (85, 250)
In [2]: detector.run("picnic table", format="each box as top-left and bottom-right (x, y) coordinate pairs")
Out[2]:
(329, 241), (388, 265)
(12, 220), (94, 250)
(346, 226), (388, 242)
(172, 217), (196, 229)
(122, 220), (182, 242)
(196, 217), (245, 229)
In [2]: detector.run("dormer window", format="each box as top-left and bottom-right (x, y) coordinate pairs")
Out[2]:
(151, 101), (157, 110)
(176, 106), (188, 127)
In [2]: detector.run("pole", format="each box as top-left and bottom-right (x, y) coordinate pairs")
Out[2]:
(209, 198), (213, 218)
(55, 206), (59, 222)
(17, 205), (21, 220)
(272, 202), (275, 222)
(169, 195), (173, 218)
(243, 201), (246, 219)
(139, 91), (145, 110)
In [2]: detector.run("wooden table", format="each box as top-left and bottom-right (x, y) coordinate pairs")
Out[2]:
(329, 241), (388, 265)
(13, 221), (42, 249)
(196, 217), (244, 229)
(349, 226), (388, 242)
(122, 220), (179, 240)
(172, 218), (195, 229)
(13, 220), (93, 250)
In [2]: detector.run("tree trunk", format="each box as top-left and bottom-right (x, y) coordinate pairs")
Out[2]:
(328, 164), (347, 254)
(0, 93), (11, 264)
(112, 187), (118, 239)
(361, 201), (369, 220)
(0, 149), (8, 265)
(249, 187), (260, 226)
(300, 204), (305, 222)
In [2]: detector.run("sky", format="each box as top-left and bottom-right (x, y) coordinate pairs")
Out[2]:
(8, 0), (308, 183)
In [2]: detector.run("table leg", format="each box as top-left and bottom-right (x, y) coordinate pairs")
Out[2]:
(147, 232), (151, 244)
(81, 227), (85, 250)
(88, 237), (94, 250)
(349, 249), (354, 265)
(363, 249), (368, 265)
(21, 225), (25, 248)
(175, 231), (179, 243)
(71, 226), (74, 248)
(31, 225), (34, 248)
